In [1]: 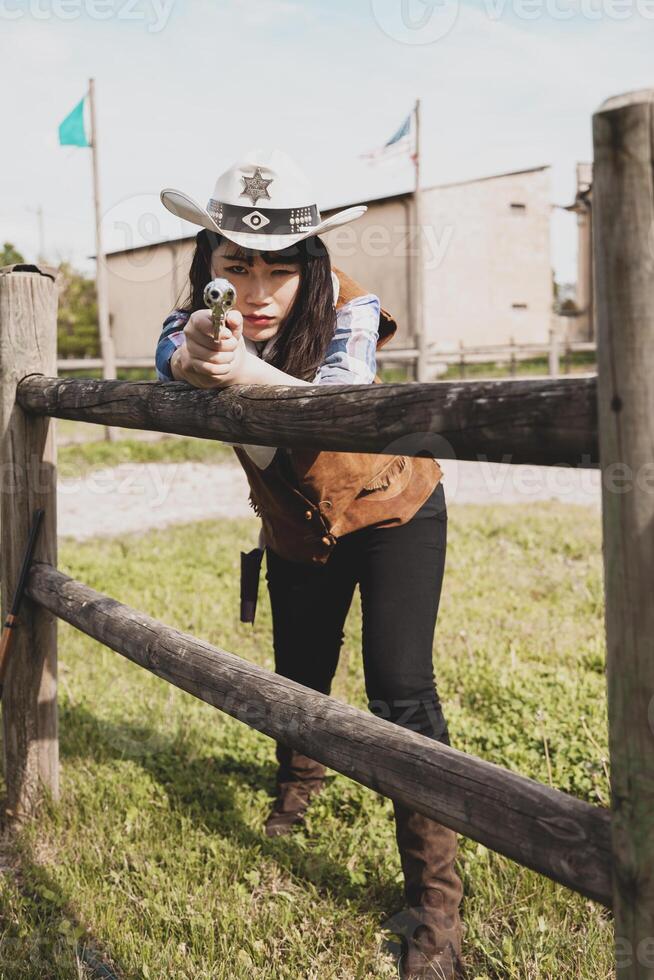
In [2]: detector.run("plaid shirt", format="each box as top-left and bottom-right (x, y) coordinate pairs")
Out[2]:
(154, 294), (381, 384)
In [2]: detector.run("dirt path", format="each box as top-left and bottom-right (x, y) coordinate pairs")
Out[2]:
(58, 459), (601, 541)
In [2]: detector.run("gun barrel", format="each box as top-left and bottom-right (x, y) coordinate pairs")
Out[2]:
(203, 278), (237, 342)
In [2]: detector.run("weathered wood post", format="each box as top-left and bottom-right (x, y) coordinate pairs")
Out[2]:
(0, 266), (59, 820)
(593, 89), (654, 977)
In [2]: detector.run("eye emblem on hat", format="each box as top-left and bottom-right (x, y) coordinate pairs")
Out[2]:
(240, 167), (273, 206)
(242, 210), (270, 230)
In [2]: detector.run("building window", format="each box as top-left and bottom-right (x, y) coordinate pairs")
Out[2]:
(512, 303), (528, 310)
(510, 202), (527, 212)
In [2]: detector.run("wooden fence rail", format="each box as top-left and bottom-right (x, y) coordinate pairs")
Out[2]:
(379, 338), (597, 377)
(26, 561), (613, 908)
(57, 357), (155, 372)
(59, 342), (598, 378)
(17, 374), (599, 467)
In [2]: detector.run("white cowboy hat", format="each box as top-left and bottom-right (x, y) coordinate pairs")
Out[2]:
(160, 148), (367, 252)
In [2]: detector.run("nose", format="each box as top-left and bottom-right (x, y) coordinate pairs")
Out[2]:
(243, 271), (271, 306)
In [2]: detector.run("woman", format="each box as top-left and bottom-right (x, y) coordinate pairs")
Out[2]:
(156, 150), (464, 980)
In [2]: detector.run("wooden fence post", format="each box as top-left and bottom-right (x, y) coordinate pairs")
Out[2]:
(593, 89), (654, 977)
(0, 267), (59, 820)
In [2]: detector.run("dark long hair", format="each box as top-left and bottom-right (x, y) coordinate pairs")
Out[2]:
(179, 228), (337, 382)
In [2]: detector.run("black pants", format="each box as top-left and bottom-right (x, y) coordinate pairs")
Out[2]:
(265, 481), (450, 746)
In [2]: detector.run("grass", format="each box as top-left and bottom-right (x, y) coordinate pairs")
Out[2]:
(0, 504), (612, 978)
(379, 352), (596, 384)
(57, 434), (234, 479)
(439, 351), (597, 381)
(58, 368), (156, 383)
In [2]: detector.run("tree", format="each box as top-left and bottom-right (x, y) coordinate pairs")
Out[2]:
(1, 242), (25, 266)
(56, 263), (100, 359)
(0, 245), (100, 359)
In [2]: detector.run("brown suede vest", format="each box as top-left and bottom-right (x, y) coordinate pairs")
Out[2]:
(232, 267), (442, 564)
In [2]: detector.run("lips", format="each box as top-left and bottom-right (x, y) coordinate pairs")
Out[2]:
(245, 314), (273, 324)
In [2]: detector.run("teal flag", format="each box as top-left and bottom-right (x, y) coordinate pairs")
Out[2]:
(58, 97), (89, 147)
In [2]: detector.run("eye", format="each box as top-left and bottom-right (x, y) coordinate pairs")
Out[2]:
(225, 264), (248, 275)
(272, 269), (294, 276)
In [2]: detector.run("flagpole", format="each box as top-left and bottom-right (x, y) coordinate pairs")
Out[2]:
(36, 205), (45, 263)
(413, 98), (427, 383)
(26, 205), (46, 263)
(88, 77), (117, 441)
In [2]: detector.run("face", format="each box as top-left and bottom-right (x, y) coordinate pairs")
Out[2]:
(210, 241), (301, 343)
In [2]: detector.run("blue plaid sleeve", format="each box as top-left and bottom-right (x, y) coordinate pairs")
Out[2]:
(312, 294), (379, 385)
(155, 309), (190, 381)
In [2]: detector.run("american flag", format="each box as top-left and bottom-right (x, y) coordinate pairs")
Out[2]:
(360, 110), (417, 166)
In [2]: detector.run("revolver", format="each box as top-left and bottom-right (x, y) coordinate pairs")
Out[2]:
(203, 278), (237, 342)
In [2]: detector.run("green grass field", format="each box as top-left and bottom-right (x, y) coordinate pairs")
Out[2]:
(0, 504), (612, 978)
(57, 432), (234, 479)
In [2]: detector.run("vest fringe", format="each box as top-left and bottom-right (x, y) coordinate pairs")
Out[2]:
(361, 454), (408, 491)
(248, 491), (263, 517)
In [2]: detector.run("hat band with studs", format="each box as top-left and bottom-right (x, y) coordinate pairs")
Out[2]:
(207, 199), (320, 236)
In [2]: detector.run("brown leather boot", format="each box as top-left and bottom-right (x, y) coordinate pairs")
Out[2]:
(264, 742), (326, 837)
(392, 802), (464, 979)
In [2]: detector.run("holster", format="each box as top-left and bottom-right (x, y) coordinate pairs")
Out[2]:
(240, 546), (264, 624)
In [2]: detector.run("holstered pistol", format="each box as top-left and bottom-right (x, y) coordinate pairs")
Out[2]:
(203, 278), (237, 342)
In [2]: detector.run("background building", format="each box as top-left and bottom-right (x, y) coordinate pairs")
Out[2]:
(105, 164), (554, 368)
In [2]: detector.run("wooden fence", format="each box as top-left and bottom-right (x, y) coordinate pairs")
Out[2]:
(57, 357), (154, 372)
(378, 336), (596, 379)
(1, 89), (653, 975)
(57, 339), (597, 380)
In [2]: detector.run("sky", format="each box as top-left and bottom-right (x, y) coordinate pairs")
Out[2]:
(2, 0), (654, 283)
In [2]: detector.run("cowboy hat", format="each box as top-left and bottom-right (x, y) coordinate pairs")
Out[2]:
(160, 148), (367, 252)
